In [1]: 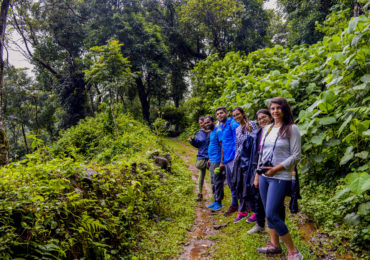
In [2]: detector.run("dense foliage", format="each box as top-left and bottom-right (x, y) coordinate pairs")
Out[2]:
(188, 13), (369, 252)
(0, 111), (194, 258)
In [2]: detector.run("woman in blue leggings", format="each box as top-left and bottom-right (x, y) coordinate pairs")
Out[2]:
(257, 97), (303, 260)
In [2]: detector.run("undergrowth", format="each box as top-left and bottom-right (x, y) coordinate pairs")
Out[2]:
(0, 111), (194, 258)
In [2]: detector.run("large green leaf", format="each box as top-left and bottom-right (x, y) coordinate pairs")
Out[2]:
(355, 151), (369, 160)
(363, 129), (370, 136)
(360, 74), (370, 83)
(340, 146), (354, 165)
(358, 202), (370, 216)
(344, 213), (361, 226)
(348, 17), (361, 33)
(311, 133), (326, 145)
(318, 117), (336, 125)
(338, 115), (353, 135)
(348, 172), (370, 194)
(333, 188), (351, 200)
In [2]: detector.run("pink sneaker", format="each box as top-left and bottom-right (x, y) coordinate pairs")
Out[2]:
(288, 249), (303, 260)
(233, 212), (248, 223)
(246, 213), (257, 223)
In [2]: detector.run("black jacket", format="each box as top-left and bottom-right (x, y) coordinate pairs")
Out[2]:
(239, 129), (260, 195)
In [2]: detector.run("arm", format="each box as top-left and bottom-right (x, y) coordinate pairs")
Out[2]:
(189, 131), (203, 148)
(220, 141), (225, 170)
(254, 174), (260, 188)
(280, 125), (301, 170)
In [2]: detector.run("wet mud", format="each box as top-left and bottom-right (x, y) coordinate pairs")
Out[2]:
(292, 212), (356, 259)
(172, 140), (218, 260)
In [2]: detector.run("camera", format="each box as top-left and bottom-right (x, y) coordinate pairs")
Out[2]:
(256, 160), (273, 175)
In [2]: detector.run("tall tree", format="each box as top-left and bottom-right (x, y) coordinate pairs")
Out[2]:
(12, 0), (88, 128)
(84, 39), (135, 136)
(83, 0), (170, 121)
(179, 0), (242, 56)
(0, 0), (10, 165)
(277, 0), (354, 46)
(234, 0), (270, 53)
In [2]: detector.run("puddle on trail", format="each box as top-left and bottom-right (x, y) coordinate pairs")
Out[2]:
(174, 140), (218, 260)
(179, 201), (217, 260)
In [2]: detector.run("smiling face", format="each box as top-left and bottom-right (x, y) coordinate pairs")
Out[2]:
(257, 113), (272, 128)
(232, 109), (244, 124)
(269, 103), (284, 122)
(204, 117), (214, 130)
(198, 119), (204, 129)
(215, 110), (227, 123)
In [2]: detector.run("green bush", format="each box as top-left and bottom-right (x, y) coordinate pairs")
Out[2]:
(0, 111), (194, 258)
(54, 112), (159, 163)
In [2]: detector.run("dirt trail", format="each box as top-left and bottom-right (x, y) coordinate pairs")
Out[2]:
(171, 139), (218, 260)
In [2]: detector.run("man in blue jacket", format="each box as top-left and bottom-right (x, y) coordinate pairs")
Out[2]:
(205, 116), (225, 211)
(216, 107), (240, 216)
(189, 117), (210, 201)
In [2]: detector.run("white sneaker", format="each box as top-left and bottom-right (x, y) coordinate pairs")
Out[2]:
(288, 250), (303, 260)
(247, 224), (264, 234)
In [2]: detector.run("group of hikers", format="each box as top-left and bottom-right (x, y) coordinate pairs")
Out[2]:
(188, 97), (303, 260)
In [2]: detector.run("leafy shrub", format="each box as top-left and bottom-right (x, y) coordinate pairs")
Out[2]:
(54, 112), (159, 163)
(0, 148), (186, 258)
(0, 111), (194, 258)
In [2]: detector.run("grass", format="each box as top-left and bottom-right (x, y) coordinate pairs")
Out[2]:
(208, 185), (314, 259)
(133, 138), (196, 259)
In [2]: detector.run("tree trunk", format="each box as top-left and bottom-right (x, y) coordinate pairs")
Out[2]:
(21, 123), (29, 153)
(33, 96), (40, 138)
(0, 0), (11, 165)
(87, 85), (95, 116)
(135, 77), (150, 122)
(109, 89), (118, 137)
(119, 93), (125, 112)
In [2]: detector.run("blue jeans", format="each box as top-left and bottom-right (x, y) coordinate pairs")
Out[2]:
(225, 160), (238, 206)
(259, 175), (290, 236)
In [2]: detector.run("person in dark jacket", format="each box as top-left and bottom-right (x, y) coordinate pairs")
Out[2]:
(189, 117), (210, 201)
(247, 109), (273, 234)
(230, 107), (258, 223)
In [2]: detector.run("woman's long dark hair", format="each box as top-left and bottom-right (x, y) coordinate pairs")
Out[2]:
(256, 109), (271, 118)
(232, 107), (247, 119)
(269, 97), (294, 138)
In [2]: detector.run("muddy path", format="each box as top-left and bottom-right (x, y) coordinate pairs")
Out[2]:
(171, 139), (218, 260)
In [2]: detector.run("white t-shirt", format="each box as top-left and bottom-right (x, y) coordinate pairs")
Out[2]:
(260, 124), (301, 181)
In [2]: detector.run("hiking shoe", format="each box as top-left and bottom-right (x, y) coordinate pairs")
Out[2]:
(196, 193), (203, 201)
(246, 213), (257, 223)
(233, 212), (248, 223)
(207, 201), (217, 209)
(288, 250), (303, 260)
(223, 205), (238, 216)
(211, 202), (223, 211)
(256, 244), (282, 254)
(247, 224), (264, 234)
